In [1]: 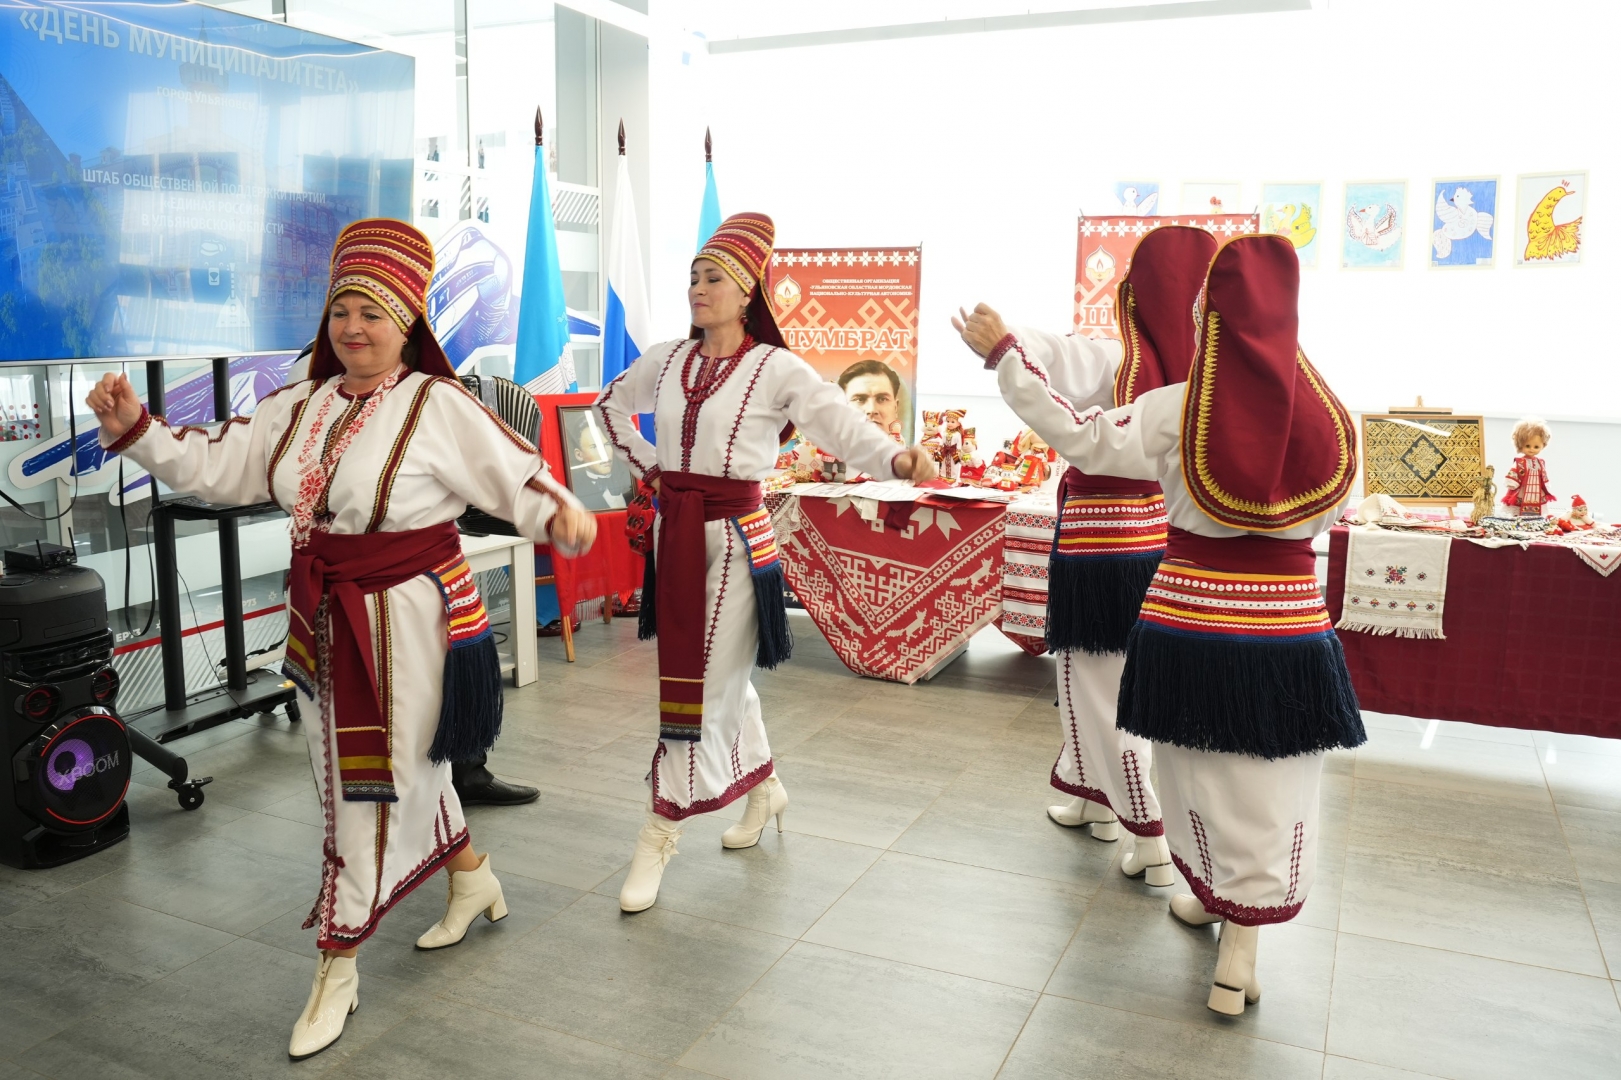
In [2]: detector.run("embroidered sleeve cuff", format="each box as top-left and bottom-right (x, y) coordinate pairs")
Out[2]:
(103, 407), (152, 454)
(984, 333), (1019, 371)
(642, 465), (663, 487)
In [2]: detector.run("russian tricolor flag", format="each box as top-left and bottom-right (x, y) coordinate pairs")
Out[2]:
(603, 123), (652, 438)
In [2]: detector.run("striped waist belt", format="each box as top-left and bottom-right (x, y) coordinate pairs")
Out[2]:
(1137, 559), (1333, 642)
(1053, 492), (1168, 561)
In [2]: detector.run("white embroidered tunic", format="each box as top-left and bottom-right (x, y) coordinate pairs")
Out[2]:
(597, 339), (902, 816)
(105, 372), (578, 948)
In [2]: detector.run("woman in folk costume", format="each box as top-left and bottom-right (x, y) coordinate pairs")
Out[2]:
(86, 219), (596, 1060)
(955, 226), (1217, 887)
(596, 213), (936, 912)
(963, 233), (1364, 1015)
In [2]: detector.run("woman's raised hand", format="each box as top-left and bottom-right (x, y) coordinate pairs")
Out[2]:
(86, 373), (145, 442)
(950, 303), (1010, 358)
(893, 446), (939, 484)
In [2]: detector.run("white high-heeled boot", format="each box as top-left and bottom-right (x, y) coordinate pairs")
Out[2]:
(1046, 796), (1121, 841)
(620, 810), (683, 912)
(1207, 922), (1262, 1015)
(1169, 893), (1222, 927)
(288, 953), (359, 1060)
(722, 774), (788, 849)
(1120, 833), (1175, 887)
(416, 853), (508, 949)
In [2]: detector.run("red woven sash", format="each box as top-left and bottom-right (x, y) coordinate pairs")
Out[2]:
(286, 521), (463, 801)
(654, 472), (764, 741)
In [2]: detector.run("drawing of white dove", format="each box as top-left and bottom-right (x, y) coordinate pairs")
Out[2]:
(1346, 203), (1402, 250)
(1432, 186), (1493, 260)
(1118, 185), (1159, 215)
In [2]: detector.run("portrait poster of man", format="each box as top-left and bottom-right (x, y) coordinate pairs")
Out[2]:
(559, 405), (637, 511)
(769, 247), (921, 443)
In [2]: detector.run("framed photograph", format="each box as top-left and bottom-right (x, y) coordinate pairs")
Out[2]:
(1342, 181), (1407, 270)
(1181, 181), (1244, 217)
(557, 405), (636, 512)
(1111, 180), (1160, 216)
(1514, 170), (1587, 267)
(1260, 182), (1324, 269)
(1429, 177), (1498, 268)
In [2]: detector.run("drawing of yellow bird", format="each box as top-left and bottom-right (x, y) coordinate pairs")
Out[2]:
(1523, 181), (1582, 261)
(1268, 203), (1317, 249)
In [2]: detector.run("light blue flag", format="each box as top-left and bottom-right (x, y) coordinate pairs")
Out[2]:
(513, 118), (575, 395)
(697, 128), (722, 250)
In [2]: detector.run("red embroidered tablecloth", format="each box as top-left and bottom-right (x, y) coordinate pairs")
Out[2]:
(772, 493), (1010, 683)
(995, 496), (1057, 656)
(1326, 526), (1621, 738)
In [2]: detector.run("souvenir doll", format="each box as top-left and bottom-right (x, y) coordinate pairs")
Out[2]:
(940, 409), (968, 480)
(1469, 465), (1496, 525)
(1501, 418), (1553, 518)
(1554, 494), (1594, 534)
(920, 411), (944, 465)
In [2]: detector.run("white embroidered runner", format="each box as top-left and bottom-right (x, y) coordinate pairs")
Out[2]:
(1570, 541), (1621, 578)
(1337, 525), (1451, 639)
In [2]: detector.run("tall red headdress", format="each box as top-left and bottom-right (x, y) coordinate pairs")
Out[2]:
(1180, 234), (1356, 531)
(691, 212), (786, 348)
(308, 218), (458, 381)
(1114, 225), (1218, 406)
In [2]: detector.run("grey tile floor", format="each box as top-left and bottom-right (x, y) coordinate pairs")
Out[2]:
(4, 614), (1620, 1079)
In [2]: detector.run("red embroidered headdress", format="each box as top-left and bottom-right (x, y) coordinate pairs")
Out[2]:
(1114, 225), (1218, 406)
(692, 212), (786, 348)
(309, 218), (458, 380)
(1180, 234), (1356, 531)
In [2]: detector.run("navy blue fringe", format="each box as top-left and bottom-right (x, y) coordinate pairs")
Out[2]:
(1116, 623), (1366, 760)
(638, 552), (657, 641)
(1045, 553), (1162, 656)
(428, 636), (505, 765)
(751, 563), (793, 670)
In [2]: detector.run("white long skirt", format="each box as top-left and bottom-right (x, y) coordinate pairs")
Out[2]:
(650, 518), (773, 819)
(306, 576), (468, 950)
(1157, 744), (1324, 926)
(1051, 649), (1164, 836)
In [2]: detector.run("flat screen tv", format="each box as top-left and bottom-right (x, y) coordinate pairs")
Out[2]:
(0, 0), (413, 362)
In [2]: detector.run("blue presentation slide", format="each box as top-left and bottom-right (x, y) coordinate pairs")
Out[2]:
(0, 0), (413, 361)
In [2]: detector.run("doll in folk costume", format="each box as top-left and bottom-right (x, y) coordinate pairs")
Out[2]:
(939, 409), (969, 480)
(1501, 418), (1553, 517)
(920, 410), (944, 464)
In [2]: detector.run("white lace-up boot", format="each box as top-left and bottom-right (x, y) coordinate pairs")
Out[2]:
(620, 810), (683, 912)
(722, 774), (788, 849)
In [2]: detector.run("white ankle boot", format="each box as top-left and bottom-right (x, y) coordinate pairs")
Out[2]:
(1046, 796), (1120, 841)
(416, 853), (508, 949)
(288, 954), (358, 1060)
(1169, 893), (1222, 927)
(722, 774), (788, 849)
(620, 811), (683, 912)
(1207, 922), (1262, 1015)
(1120, 833), (1175, 887)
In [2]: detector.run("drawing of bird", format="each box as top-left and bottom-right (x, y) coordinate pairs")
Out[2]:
(1267, 203), (1295, 235)
(1119, 186), (1158, 215)
(1346, 202), (1402, 250)
(1523, 180), (1582, 261)
(1432, 186), (1493, 260)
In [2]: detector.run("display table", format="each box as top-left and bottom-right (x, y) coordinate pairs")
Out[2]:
(461, 532), (537, 688)
(1325, 526), (1621, 739)
(771, 492), (1011, 683)
(995, 496), (1058, 656)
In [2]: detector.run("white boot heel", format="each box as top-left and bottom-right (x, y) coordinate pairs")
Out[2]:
(1120, 833), (1175, 887)
(620, 810), (683, 912)
(1207, 922), (1262, 1015)
(722, 775), (789, 850)
(288, 954), (359, 1060)
(416, 854), (507, 950)
(1169, 893), (1222, 927)
(1047, 797), (1120, 841)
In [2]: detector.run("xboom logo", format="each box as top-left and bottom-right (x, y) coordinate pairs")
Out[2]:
(46, 740), (120, 793)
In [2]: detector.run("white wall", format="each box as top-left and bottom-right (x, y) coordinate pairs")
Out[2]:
(671, 0), (1616, 427)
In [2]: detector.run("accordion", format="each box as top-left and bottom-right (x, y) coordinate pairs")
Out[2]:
(457, 374), (543, 538)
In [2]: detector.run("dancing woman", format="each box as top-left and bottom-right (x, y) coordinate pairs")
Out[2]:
(956, 226), (1216, 886)
(88, 220), (596, 1059)
(596, 213), (937, 912)
(964, 233), (1364, 1014)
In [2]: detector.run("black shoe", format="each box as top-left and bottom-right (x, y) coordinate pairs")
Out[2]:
(453, 766), (539, 806)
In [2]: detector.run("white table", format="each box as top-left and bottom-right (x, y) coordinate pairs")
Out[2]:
(461, 531), (537, 688)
